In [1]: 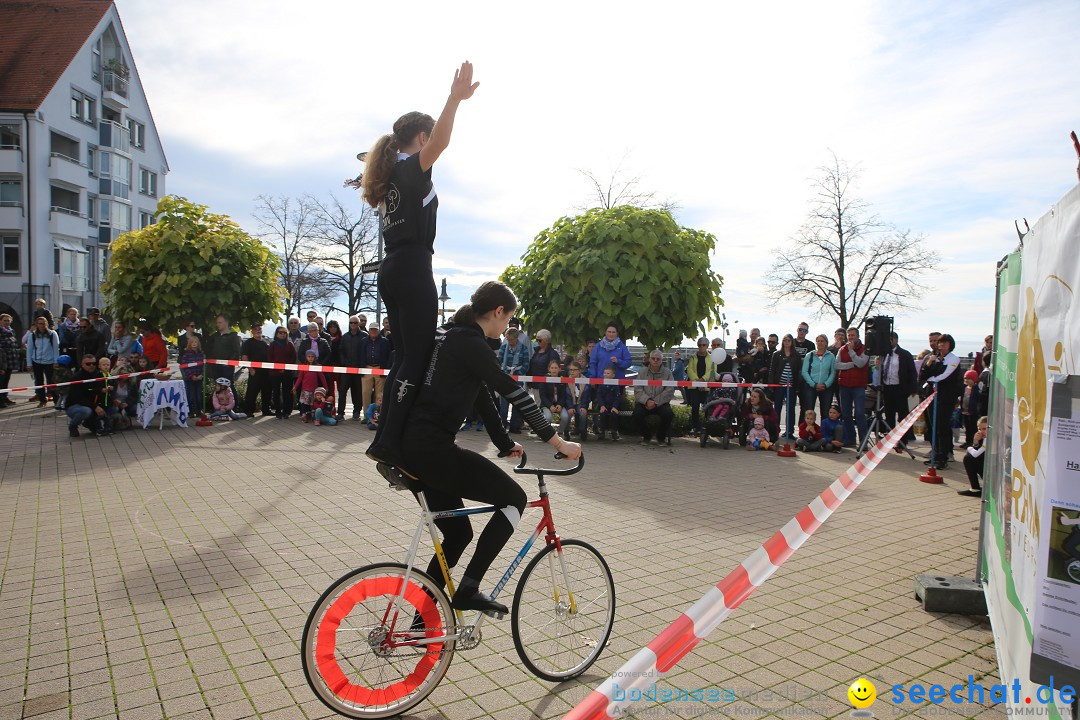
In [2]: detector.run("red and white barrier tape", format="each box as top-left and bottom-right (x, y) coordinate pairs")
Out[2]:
(0, 362), (204, 394)
(203, 359), (785, 389)
(562, 392), (937, 720)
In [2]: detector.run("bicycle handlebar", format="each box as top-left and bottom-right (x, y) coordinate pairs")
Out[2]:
(512, 451), (585, 476)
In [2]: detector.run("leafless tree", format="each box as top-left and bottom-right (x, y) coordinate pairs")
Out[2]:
(253, 195), (334, 320)
(577, 151), (680, 213)
(765, 153), (940, 330)
(308, 194), (380, 317)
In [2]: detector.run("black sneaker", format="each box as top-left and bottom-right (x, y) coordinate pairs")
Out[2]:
(69, 427), (79, 438)
(957, 489), (982, 497)
(451, 588), (507, 619)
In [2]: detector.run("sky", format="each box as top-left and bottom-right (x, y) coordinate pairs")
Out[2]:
(114, 0), (1080, 356)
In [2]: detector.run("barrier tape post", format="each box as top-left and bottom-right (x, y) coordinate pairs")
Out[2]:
(775, 385), (797, 457)
(195, 367), (213, 426)
(562, 393), (937, 720)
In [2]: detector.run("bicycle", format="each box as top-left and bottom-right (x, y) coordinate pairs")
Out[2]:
(301, 452), (616, 718)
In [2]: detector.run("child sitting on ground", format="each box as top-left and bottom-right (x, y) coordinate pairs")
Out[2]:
(539, 359), (570, 435)
(305, 386), (337, 425)
(821, 404), (844, 452)
(592, 364), (623, 441)
(746, 417), (772, 451)
(365, 394), (381, 430)
(209, 378), (247, 421)
(796, 409), (828, 452)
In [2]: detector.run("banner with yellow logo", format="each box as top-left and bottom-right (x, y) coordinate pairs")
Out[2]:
(983, 183), (1080, 720)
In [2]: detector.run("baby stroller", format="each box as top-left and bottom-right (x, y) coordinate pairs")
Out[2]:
(699, 372), (744, 449)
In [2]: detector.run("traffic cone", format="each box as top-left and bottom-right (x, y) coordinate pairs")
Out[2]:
(196, 414), (214, 427)
(776, 440), (796, 458)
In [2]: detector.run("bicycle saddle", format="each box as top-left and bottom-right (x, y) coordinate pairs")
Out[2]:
(377, 462), (423, 493)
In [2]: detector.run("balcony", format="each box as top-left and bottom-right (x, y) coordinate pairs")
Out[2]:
(98, 120), (130, 154)
(0, 146), (23, 174)
(0, 204), (24, 229)
(48, 153), (88, 188)
(102, 70), (129, 109)
(49, 206), (88, 238)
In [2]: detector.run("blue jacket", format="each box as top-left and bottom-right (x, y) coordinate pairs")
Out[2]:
(358, 334), (392, 367)
(538, 380), (568, 408)
(498, 339), (531, 376)
(590, 339), (632, 379)
(801, 351), (837, 388)
(25, 329), (59, 365)
(593, 384), (623, 409)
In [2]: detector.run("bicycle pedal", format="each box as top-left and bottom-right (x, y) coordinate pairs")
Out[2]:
(483, 610), (505, 620)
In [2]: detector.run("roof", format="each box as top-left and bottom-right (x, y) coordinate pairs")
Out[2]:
(0, 0), (112, 112)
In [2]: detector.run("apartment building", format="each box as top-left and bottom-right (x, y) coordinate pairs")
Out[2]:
(0, 0), (168, 335)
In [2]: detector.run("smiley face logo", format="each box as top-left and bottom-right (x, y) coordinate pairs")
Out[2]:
(848, 678), (876, 709)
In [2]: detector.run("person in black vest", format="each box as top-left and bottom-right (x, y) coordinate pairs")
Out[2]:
(920, 333), (962, 470)
(241, 323), (271, 416)
(880, 332), (918, 443)
(66, 354), (110, 437)
(360, 61), (479, 476)
(339, 315), (366, 420)
(793, 321), (815, 423)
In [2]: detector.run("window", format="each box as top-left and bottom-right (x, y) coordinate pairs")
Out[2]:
(87, 145), (96, 176)
(98, 247), (108, 283)
(88, 194), (98, 224)
(0, 124), (19, 150)
(1, 236), (18, 274)
(70, 90), (95, 125)
(139, 211), (153, 229)
(56, 244), (89, 290)
(127, 119), (145, 150)
(50, 185), (80, 213)
(91, 39), (101, 79)
(98, 199), (130, 231)
(0, 179), (21, 207)
(139, 168), (157, 197)
(50, 131), (80, 162)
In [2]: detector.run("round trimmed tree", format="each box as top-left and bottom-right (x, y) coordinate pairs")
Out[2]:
(501, 206), (724, 350)
(102, 195), (285, 332)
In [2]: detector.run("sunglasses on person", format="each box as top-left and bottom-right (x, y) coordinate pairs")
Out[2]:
(82, 361), (96, 366)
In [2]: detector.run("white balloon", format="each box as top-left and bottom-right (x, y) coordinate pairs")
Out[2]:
(711, 347), (727, 365)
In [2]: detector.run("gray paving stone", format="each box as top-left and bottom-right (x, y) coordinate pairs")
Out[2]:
(0, 394), (1006, 718)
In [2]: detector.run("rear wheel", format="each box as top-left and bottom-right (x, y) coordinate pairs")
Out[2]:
(721, 429), (730, 449)
(511, 539), (615, 682)
(699, 430), (708, 448)
(301, 563), (455, 718)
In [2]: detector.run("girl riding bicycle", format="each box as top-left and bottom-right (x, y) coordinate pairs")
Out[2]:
(399, 281), (582, 617)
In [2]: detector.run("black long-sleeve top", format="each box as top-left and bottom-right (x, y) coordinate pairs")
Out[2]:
(406, 322), (555, 453)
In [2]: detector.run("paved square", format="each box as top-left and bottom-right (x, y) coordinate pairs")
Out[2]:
(0, 381), (1003, 719)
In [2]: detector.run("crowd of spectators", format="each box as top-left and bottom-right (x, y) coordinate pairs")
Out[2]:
(2, 300), (992, 475)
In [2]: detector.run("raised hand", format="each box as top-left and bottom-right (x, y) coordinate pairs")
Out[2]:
(450, 61), (479, 101)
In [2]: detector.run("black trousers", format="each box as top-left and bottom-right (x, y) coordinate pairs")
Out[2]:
(270, 373), (294, 415)
(403, 434), (527, 589)
(963, 452), (984, 491)
(372, 247), (437, 452)
(244, 369), (271, 415)
(688, 389), (708, 430)
(32, 363), (54, 401)
(882, 384), (914, 442)
(931, 391), (956, 463)
(339, 373), (363, 417)
(633, 402), (674, 441)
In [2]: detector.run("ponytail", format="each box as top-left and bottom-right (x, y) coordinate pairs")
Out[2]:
(360, 134), (399, 209)
(360, 111), (435, 209)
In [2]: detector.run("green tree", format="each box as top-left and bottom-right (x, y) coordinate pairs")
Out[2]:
(102, 195), (286, 333)
(501, 206), (724, 350)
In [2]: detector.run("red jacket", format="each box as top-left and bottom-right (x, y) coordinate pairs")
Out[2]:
(798, 421), (823, 441)
(293, 368), (328, 394)
(267, 340), (296, 376)
(141, 331), (167, 368)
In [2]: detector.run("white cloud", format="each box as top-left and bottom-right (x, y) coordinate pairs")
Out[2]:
(114, 0), (1080, 356)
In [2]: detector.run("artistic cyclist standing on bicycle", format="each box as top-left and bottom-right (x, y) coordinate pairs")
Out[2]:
(361, 61), (479, 476)
(398, 281), (581, 617)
